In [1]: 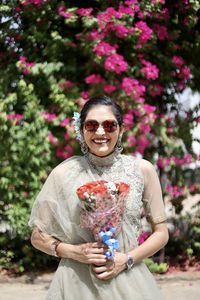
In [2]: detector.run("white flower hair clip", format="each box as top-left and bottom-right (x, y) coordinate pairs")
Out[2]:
(73, 112), (83, 143)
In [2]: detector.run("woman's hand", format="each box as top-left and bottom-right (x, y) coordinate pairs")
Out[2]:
(92, 252), (127, 280)
(70, 242), (107, 265)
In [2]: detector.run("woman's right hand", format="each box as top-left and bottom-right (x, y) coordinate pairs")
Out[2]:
(70, 242), (107, 265)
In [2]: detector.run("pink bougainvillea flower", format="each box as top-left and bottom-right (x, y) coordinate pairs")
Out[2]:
(59, 80), (74, 90)
(97, 8), (122, 28)
(76, 8), (93, 17)
(58, 6), (73, 18)
(149, 84), (163, 97)
(103, 84), (116, 94)
(122, 77), (146, 98)
(85, 74), (104, 84)
(123, 112), (134, 127)
(48, 132), (58, 145)
(142, 104), (156, 114)
(139, 123), (151, 134)
(60, 118), (70, 127)
(137, 135), (150, 154)
(104, 54), (128, 74)
(19, 56), (35, 75)
(80, 91), (90, 100)
(141, 62), (159, 80)
(138, 231), (149, 245)
(56, 145), (74, 159)
(151, 0), (165, 5)
(180, 66), (191, 80)
(21, 0), (44, 6)
(153, 24), (168, 40)
(127, 135), (136, 147)
(172, 55), (185, 67)
(41, 112), (57, 121)
(135, 21), (153, 44)
(111, 24), (134, 38)
(93, 42), (117, 56)
(7, 113), (24, 124)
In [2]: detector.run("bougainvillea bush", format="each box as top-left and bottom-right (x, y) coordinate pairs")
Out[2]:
(0, 0), (200, 271)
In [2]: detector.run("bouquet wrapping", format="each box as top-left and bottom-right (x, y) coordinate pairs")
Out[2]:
(76, 180), (130, 258)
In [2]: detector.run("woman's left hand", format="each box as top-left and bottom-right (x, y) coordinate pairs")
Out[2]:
(92, 252), (127, 280)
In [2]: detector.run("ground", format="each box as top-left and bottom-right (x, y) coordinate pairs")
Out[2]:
(0, 271), (200, 300)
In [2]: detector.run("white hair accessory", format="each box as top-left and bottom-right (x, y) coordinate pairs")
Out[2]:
(72, 112), (84, 143)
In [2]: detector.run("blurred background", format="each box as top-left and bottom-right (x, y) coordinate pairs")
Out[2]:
(0, 0), (200, 275)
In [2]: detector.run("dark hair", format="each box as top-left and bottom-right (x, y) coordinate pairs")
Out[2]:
(80, 95), (123, 128)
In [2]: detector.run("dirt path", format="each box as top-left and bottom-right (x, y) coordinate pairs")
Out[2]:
(0, 272), (200, 300)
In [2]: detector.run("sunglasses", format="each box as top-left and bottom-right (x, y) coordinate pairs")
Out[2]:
(84, 119), (119, 133)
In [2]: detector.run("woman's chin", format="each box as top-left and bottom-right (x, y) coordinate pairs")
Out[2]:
(90, 145), (114, 157)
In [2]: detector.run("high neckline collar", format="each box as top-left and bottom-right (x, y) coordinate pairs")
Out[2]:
(86, 151), (120, 167)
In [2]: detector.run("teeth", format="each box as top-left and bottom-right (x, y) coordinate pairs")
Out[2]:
(93, 139), (109, 144)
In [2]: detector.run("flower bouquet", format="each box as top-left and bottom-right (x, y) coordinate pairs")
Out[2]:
(76, 180), (130, 258)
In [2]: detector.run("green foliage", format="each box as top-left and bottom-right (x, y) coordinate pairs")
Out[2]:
(0, 0), (200, 272)
(144, 258), (168, 274)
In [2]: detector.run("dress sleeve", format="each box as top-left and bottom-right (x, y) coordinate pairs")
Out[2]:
(140, 159), (167, 225)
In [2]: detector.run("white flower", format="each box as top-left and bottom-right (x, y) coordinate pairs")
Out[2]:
(73, 112), (83, 143)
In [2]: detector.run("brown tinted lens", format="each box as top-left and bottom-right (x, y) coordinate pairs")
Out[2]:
(102, 120), (118, 132)
(84, 120), (99, 132)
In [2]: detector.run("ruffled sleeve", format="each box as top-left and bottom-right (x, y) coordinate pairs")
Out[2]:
(140, 159), (167, 224)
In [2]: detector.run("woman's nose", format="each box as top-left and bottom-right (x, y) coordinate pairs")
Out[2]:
(96, 125), (106, 134)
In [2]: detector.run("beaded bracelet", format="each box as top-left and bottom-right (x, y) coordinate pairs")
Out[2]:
(50, 240), (61, 257)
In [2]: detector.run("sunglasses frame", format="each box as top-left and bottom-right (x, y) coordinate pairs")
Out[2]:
(83, 119), (119, 133)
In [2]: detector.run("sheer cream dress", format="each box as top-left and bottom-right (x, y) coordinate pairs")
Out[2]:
(28, 152), (167, 300)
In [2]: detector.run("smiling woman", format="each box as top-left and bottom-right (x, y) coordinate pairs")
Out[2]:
(82, 105), (122, 157)
(29, 95), (168, 300)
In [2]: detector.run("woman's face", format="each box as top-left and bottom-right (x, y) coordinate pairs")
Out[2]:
(82, 105), (122, 157)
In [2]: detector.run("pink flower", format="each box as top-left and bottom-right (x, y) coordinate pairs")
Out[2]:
(172, 55), (184, 67)
(104, 54), (128, 74)
(41, 112), (57, 122)
(60, 118), (70, 127)
(180, 66), (191, 80)
(19, 56), (35, 75)
(138, 231), (149, 245)
(76, 8), (93, 16)
(97, 8), (122, 28)
(21, 0), (44, 6)
(89, 30), (105, 41)
(139, 123), (151, 134)
(127, 135), (136, 147)
(58, 6), (73, 18)
(85, 74), (104, 84)
(143, 104), (156, 114)
(153, 24), (168, 40)
(122, 77), (146, 98)
(7, 113), (24, 124)
(137, 135), (150, 154)
(103, 84), (116, 94)
(149, 84), (163, 97)
(59, 80), (74, 90)
(48, 132), (58, 145)
(93, 42), (117, 57)
(118, 4), (137, 16)
(56, 145), (74, 159)
(112, 24), (133, 38)
(141, 62), (159, 80)
(151, 0), (165, 4)
(80, 91), (89, 100)
(135, 21), (153, 44)
(123, 112), (134, 127)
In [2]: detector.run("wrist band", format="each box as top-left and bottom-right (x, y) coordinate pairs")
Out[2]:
(50, 240), (61, 257)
